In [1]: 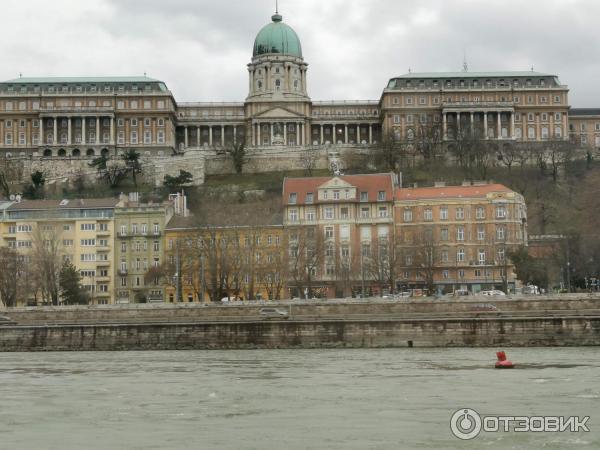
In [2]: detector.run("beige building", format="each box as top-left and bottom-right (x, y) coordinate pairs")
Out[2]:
(394, 183), (527, 294)
(113, 194), (175, 304)
(568, 108), (600, 150)
(283, 173), (396, 298)
(381, 72), (570, 143)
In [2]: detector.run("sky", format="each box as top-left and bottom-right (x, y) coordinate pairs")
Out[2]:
(1, 0), (599, 106)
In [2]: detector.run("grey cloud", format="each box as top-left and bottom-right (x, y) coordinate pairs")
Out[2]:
(0, 0), (598, 106)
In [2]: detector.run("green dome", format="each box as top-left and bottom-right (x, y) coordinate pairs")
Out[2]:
(253, 14), (302, 58)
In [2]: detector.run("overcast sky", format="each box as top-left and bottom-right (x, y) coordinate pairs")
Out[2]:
(1, 0), (598, 106)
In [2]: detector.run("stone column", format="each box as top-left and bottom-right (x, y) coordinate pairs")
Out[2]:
(320, 124), (324, 144)
(197, 126), (200, 146)
(270, 123), (274, 145)
(82, 117), (86, 144)
(497, 112), (501, 139)
(369, 124), (373, 144)
(53, 117), (58, 144)
(456, 112), (461, 135)
(442, 113), (447, 139)
(344, 124), (348, 144)
(470, 112), (474, 135)
(184, 127), (188, 148)
(283, 122), (287, 145)
(510, 112), (515, 139)
(110, 117), (115, 145)
(40, 118), (44, 145)
(257, 123), (261, 146)
(483, 112), (488, 139)
(233, 126), (237, 145)
(67, 117), (72, 145)
(357, 124), (361, 144)
(209, 126), (213, 146)
(299, 123), (303, 146)
(96, 117), (100, 144)
(221, 125), (225, 147)
(562, 113), (568, 141)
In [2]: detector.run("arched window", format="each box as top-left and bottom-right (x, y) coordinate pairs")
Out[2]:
(86, 148), (95, 156)
(72, 148), (81, 157)
(43, 148), (52, 157)
(275, 79), (281, 89)
(58, 148), (66, 157)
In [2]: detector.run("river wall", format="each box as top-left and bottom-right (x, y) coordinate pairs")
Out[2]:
(0, 316), (598, 351)
(1, 296), (599, 351)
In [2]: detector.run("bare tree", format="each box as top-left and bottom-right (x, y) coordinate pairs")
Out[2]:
(299, 147), (319, 176)
(0, 248), (25, 307)
(286, 226), (323, 298)
(31, 226), (63, 305)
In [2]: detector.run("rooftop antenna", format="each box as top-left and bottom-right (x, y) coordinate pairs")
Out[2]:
(275, 0), (278, 13)
(144, 71), (147, 77)
(531, 65), (534, 72)
(408, 67), (411, 73)
(462, 48), (468, 72)
(19, 72), (22, 78)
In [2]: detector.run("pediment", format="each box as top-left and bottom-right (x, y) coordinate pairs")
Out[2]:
(318, 177), (354, 189)
(254, 107), (304, 119)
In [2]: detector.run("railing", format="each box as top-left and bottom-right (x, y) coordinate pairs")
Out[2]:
(39, 106), (114, 113)
(442, 101), (514, 108)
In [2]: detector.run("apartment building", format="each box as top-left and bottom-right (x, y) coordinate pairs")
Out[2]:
(0, 198), (118, 305)
(282, 173), (396, 297)
(113, 194), (175, 304)
(568, 108), (600, 150)
(164, 214), (286, 302)
(394, 183), (527, 294)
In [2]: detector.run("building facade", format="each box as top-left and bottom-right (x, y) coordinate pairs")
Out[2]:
(0, 198), (118, 305)
(394, 183), (527, 294)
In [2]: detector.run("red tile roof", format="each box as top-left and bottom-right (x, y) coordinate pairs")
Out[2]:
(395, 183), (513, 201)
(283, 173), (395, 205)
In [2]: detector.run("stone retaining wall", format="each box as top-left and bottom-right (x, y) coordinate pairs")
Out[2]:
(0, 316), (598, 351)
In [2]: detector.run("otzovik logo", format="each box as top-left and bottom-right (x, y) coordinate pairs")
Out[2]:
(450, 408), (590, 440)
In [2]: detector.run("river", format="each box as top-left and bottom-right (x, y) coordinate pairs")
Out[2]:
(0, 348), (598, 449)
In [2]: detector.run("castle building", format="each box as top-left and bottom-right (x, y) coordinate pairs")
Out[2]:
(2, 9), (596, 165)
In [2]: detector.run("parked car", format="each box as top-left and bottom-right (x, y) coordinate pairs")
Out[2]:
(220, 296), (241, 303)
(522, 285), (540, 295)
(0, 315), (16, 326)
(259, 308), (289, 319)
(453, 289), (470, 297)
(479, 290), (506, 296)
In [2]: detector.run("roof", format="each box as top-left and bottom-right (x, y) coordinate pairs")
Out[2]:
(7, 198), (120, 211)
(569, 108), (600, 117)
(1, 76), (161, 84)
(395, 184), (513, 201)
(392, 71), (555, 79)
(166, 211), (283, 230)
(283, 173), (395, 205)
(253, 13), (302, 58)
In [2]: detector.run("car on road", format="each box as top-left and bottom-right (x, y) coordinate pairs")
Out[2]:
(479, 290), (506, 296)
(259, 308), (289, 319)
(469, 303), (498, 312)
(0, 315), (16, 326)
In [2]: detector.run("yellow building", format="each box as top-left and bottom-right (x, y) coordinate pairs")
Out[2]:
(164, 215), (285, 302)
(0, 198), (118, 305)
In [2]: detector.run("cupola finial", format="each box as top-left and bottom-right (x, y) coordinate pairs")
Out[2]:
(272, 0), (282, 22)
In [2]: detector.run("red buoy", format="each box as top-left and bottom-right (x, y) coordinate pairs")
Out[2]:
(495, 351), (515, 369)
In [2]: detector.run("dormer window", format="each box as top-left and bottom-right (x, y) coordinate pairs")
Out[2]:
(288, 193), (297, 204)
(333, 190), (340, 200)
(305, 192), (313, 203)
(360, 192), (368, 202)
(378, 191), (386, 201)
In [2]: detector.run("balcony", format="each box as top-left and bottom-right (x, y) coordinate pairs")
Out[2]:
(118, 269), (128, 275)
(96, 260), (110, 267)
(39, 105), (115, 115)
